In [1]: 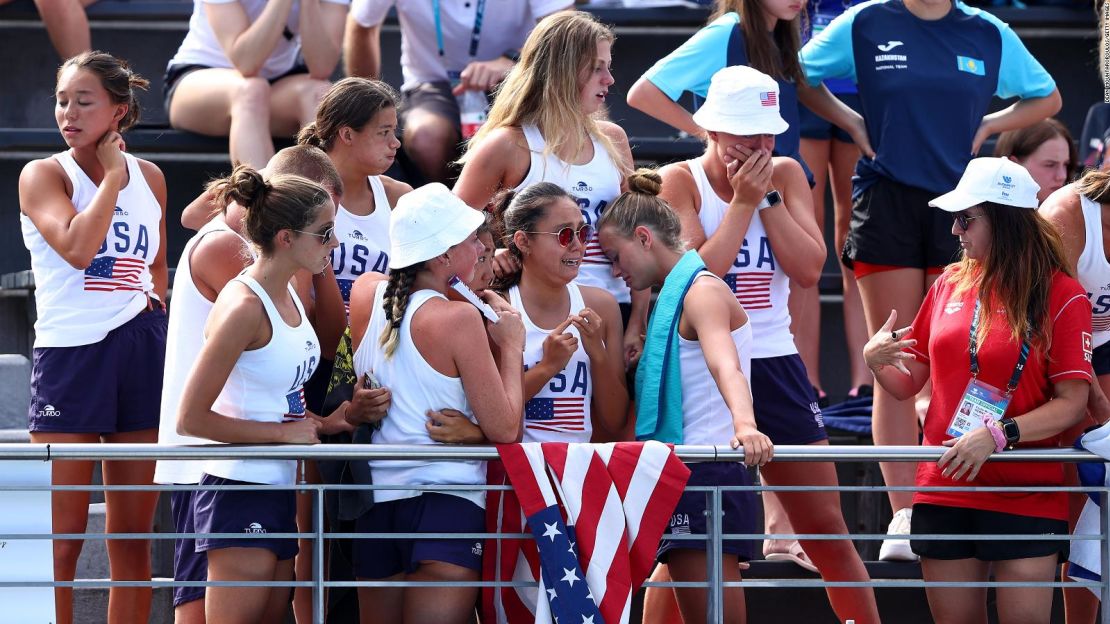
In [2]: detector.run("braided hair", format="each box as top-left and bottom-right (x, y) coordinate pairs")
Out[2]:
(378, 264), (422, 358)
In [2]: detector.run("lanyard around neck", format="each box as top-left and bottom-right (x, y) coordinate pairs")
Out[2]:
(968, 298), (1031, 395)
(433, 0), (487, 59)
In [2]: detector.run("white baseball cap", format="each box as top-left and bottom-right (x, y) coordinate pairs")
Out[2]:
(390, 183), (485, 269)
(928, 157), (1041, 212)
(692, 66), (789, 137)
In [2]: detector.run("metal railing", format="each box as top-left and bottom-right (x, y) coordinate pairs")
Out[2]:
(0, 443), (1105, 624)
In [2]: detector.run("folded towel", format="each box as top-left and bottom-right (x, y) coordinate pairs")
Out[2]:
(635, 250), (707, 444)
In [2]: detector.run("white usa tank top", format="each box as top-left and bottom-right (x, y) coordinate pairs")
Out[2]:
(204, 275), (321, 486)
(510, 283), (593, 443)
(331, 176), (392, 309)
(678, 273), (754, 445)
(688, 158), (795, 359)
(1078, 193), (1110, 347)
(353, 285), (484, 507)
(21, 151), (161, 348)
(513, 124), (627, 303)
(155, 219), (252, 485)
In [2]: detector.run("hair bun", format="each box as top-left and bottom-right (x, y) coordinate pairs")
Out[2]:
(222, 165), (269, 211)
(295, 123), (325, 149)
(627, 168), (662, 196)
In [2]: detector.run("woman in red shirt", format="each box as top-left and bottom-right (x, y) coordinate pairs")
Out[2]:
(864, 157), (1092, 624)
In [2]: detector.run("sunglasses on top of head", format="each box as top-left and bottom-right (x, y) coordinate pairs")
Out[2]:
(524, 224), (593, 248)
(293, 225), (335, 246)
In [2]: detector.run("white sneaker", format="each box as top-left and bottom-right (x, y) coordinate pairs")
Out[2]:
(878, 508), (919, 562)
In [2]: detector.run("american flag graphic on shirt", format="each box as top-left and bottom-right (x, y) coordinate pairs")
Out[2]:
(1093, 314), (1110, 333)
(83, 256), (145, 292)
(284, 386), (307, 419)
(724, 272), (774, 310)
(337, 278), (355, 311)
(525, 396), (586, 433)
(583, 231), (609, 265)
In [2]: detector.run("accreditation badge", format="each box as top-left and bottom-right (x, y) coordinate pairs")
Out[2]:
(946, 378), (1011, 438)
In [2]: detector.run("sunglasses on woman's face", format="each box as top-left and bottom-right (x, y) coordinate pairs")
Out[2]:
(525, 224), (593, 248)
(293, 225), (335, 246)
(953, 212), (985, 231)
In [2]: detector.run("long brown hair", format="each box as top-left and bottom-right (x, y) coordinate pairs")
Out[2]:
(947, 203), (1072, 350)
(711, 0), (804, 84)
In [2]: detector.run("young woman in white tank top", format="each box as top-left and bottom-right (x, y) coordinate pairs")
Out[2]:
(176, 167), (349, 623)
(427, 183), (628, 447)
(453, 11), (652, 366)
(18, 53), (168, 624)
(346, 183), (525, 624)
(655, 68), (881, 623)
(596, 170), (770, 624)
(297, 78), (414, 307)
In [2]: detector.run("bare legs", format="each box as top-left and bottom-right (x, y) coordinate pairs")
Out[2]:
(168, 69), (330, 168)
(31, 428), (159, 624)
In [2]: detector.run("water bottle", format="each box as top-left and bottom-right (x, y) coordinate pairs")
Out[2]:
(458, 89), (489, 140)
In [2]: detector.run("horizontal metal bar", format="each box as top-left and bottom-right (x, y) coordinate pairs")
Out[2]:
(0, 443), (1099, 462)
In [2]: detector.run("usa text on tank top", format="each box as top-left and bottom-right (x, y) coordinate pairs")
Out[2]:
(510, 283), (594, 443)
(332, 175), (392, 310)
(1079, 193), (1110, 347)
(688, 158), (796, 359)
(20, 150), (161, 348)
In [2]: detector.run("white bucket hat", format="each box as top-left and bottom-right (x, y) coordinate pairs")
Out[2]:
(928, 157), (1041, 212)
(692, 66), (789, 136)
(390, 183), (485, 269)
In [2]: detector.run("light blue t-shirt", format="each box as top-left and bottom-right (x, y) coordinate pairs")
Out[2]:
(799, 0), (1056, 195)
(642, 13), (812, 183)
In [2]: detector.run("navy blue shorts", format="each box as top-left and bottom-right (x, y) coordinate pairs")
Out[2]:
(353, 493), (484, 579)
(750, 354), (828, 445)
(798, 93), (862, 143)
(170, 489), (207, 608)
(1094, 340), (1110, 377)
(29, 308), (166, 433)
(658, 462), (757, 563)
(193, 474), (298, 561)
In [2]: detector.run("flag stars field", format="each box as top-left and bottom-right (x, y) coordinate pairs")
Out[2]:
(561, 568), (580, 586)
(544, 522), (562, 541)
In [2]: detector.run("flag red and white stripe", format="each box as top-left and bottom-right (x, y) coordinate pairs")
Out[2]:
(483, 442), (690, 624)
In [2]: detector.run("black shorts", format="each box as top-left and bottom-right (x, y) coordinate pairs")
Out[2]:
(1093, 340), (1110, 377)
(843, 176), (960, 270)
(798, 93), (862, 143)
(910, 503), (1069, 562)
(400, 81), (461, 133)
(162, 62), (310, 115)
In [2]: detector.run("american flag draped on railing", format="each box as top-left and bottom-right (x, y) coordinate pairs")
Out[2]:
(483, 442), (691, 624)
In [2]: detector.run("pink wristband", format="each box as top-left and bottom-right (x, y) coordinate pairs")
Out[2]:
(982, 417), (1007, 453)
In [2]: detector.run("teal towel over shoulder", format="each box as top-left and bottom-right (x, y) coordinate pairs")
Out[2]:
(635, 250), (707, 444)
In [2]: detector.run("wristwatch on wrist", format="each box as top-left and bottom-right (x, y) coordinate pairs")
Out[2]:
(501, 48), (521, 63)
(998, 417), (1021, 448)
(756, 190), (782, 211)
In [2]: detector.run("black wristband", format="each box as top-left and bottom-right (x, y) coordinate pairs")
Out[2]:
(999, 417), (1021, 448)
(501, 48), (521, 63)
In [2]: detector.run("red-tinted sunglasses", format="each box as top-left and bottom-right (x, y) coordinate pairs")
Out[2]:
(525, 224), (593, 247)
